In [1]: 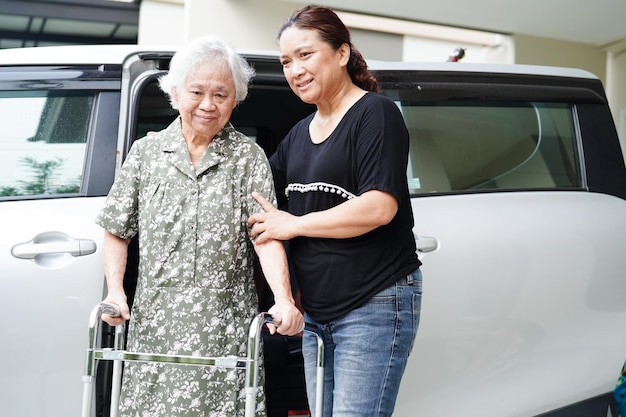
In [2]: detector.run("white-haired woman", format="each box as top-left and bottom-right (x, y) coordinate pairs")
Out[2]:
(96, 35), (303, 417)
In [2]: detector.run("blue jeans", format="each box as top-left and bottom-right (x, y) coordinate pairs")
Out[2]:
(302, 268), (423, 417)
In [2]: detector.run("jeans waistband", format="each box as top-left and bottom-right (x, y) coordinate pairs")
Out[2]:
(397, 268), (420, 285)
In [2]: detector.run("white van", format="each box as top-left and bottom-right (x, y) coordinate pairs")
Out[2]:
(1, 45), (625, 417)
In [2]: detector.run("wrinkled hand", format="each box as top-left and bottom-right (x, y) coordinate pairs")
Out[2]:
(247, 192), (299, 245)
(266, 301), (304, 336)
(100, 292), (130, 326)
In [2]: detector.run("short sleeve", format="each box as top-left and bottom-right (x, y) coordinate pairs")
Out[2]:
(355, 95), (409, 201)
(95, 141), (142, 239)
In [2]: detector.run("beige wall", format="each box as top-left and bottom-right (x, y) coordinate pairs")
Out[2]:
(184, 0), (298, 50)
(138, 0), (185, 46)
(513, 34), (607, 82)
(350, 29), (403, 62)
(138, 0), (298, 50)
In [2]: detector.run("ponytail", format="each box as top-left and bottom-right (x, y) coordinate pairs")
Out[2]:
(348, 47), (379, 93)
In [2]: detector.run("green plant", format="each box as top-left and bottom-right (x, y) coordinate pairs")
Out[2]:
(19, 157), (65, 194)
(0, 157), (79, 197)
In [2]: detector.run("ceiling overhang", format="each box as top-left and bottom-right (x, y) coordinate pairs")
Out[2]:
(0, 0), (139, 49)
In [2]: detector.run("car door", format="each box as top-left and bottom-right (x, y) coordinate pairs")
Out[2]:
(0, 65), (121, 417)
(376, 68), (626, 416)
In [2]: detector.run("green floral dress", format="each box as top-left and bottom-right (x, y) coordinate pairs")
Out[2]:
(96, 118), (273, 417)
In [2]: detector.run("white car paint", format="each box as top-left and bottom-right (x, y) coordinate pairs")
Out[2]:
(398, 191), (626, 416)
(0, 197), (106, 417)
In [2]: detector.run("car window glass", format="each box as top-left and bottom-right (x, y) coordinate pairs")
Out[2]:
(398, 101), (581, 194)
(135, 80), (178, 140)
(0, 91), (93, 198)
(131, 77), (314, 158)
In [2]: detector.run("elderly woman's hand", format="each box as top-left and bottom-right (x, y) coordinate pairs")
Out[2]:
(100, 290), (131, 327)
(247, 192), (300, 245)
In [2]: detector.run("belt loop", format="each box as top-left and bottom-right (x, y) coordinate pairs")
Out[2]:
(406, 272), (414, 285)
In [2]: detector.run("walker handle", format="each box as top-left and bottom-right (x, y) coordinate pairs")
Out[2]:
(100, 302), (121, 318)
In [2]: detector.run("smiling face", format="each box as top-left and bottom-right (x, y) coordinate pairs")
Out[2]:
(278, 26), (350, 106)
(173, 59), (237, 141)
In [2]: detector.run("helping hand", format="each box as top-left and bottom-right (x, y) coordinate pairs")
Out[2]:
(247, 192), (299, 245)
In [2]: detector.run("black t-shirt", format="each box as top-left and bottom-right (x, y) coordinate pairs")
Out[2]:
(270, 92), (421, 323)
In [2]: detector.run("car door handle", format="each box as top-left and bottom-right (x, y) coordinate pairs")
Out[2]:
(11, 231), (97, 260)
(415, 235), (438, 253)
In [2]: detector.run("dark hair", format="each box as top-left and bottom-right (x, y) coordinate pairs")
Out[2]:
(278, 5), (380, 93)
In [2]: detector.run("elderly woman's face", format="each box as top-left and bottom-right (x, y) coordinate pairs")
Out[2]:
(174, 60), (237, 140)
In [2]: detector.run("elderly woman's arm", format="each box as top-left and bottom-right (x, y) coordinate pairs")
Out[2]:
(101, 230), (132, 326)
(254, 239), (303, 336)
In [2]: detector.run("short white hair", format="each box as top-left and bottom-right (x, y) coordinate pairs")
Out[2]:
(159, 35), (255, 109)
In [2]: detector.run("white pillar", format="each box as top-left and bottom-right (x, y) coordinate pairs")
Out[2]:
(184, 0), (299, 51)
(138, 0), (186, 46)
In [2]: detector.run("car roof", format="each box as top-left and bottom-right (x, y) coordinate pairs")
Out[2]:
(0, 44), (177, 65)
(368, 59), (598, 79)
(0, 44), (597, 80)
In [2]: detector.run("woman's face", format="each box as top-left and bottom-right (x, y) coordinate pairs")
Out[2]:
(279, 26), (350, 105)
(173, 60), (237, 140)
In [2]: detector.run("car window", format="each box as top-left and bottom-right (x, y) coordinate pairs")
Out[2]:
(398, 101), (582, 194)
(135, 80), (178, 140)
(0, 91), (94, 198)
(130, 75), (314, 158)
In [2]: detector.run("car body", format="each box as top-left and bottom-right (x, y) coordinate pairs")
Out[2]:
(1, 44), (625, 417)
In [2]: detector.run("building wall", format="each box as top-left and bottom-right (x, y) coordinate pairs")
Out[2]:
(513, 34), (607, 82)
(138, 0), (185, 46)
(402, 35), (514, 63)
(186, 0), (297, 50)
(137, 0), (625, 152)
(350, 29), (403, 62)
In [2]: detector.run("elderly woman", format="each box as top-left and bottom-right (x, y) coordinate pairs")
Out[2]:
(96, 35), (302, 417)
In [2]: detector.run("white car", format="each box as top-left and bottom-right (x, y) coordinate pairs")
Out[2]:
(1, 45), (625, 417)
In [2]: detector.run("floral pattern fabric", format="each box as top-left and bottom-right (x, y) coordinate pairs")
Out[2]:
(96, 118), (274, 417)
